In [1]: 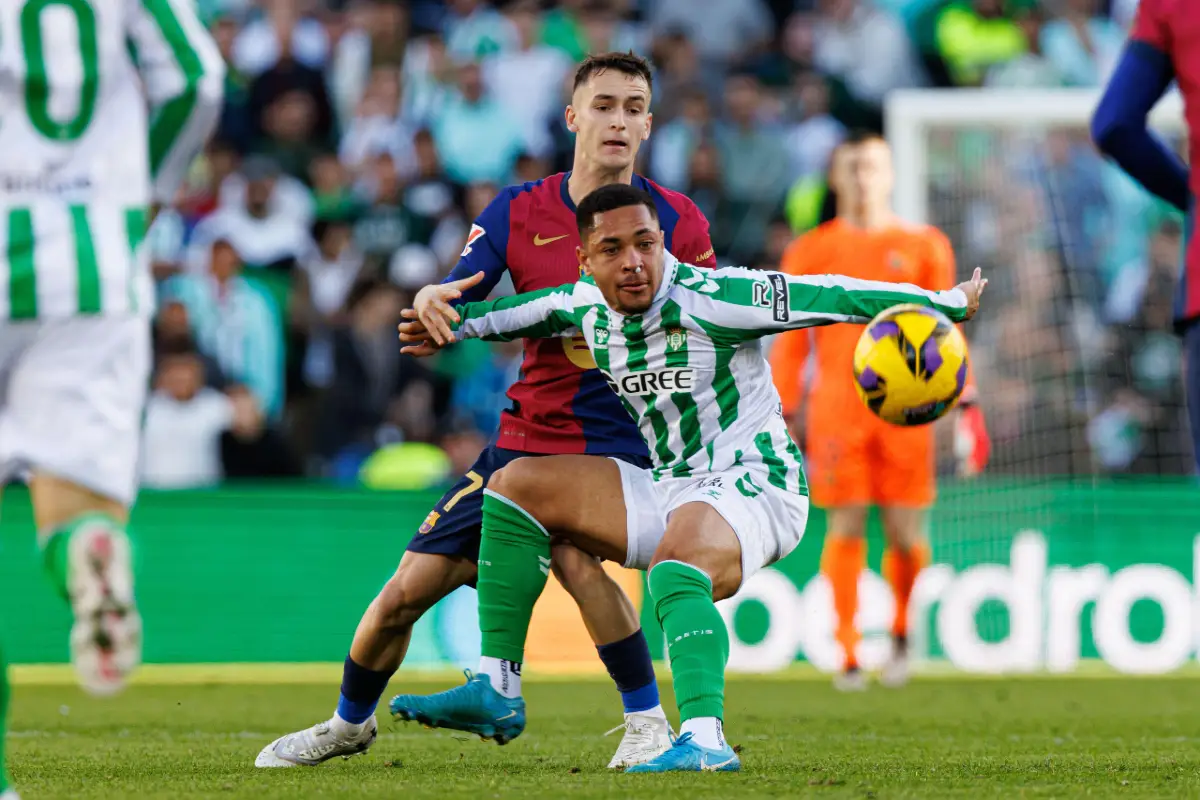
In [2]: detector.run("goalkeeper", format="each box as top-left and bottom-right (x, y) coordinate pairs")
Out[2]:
(391, 184), (987, 773)
(770, 132), (989, 690)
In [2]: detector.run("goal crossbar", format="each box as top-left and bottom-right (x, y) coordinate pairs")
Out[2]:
(885, 88), (1186, 224)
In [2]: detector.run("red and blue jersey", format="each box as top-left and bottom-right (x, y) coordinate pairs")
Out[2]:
(444, 172), (716, 456)
(1097, 0), (1200, 323)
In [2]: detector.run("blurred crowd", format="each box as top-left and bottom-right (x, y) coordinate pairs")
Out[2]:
(140, 0), (1193, 491)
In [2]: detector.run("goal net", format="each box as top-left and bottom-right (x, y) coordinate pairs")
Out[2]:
(885, 89), (1193, 672)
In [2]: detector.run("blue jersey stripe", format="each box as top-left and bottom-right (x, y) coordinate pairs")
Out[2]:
(574, 365), (652, 457)
(445, 178), (559, 304)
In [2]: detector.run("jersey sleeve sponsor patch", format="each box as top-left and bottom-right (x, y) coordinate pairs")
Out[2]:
(768, 274), (789, 322)
(461, 224), (486, 257)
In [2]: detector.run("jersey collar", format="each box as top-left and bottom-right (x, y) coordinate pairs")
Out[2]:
(560, 171), (575, 210)
(560, 171), (651, 212)
(656, 250), (679, 305)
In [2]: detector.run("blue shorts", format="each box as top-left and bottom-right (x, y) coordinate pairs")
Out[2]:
(407, 445), (652, 567)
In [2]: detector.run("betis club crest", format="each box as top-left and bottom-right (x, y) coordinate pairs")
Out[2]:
(594, 327), (610, 347)
(666, 326), (687, 352)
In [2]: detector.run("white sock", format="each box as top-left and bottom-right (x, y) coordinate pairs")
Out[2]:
(331, 712), (367, 737)
(629, 704), (667, 720)
(681, 717), (726, 750)
(478, 656), (522, 699)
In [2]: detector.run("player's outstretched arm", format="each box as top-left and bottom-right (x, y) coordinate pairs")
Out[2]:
(688, 266), (986, 342)
(400, 282), (581, 356)
(783, 267), (985, 326)
(125, 0), (226, 208)
(1091, 0), (1189, 213)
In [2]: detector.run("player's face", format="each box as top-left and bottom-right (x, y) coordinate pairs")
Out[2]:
(832, 139), (894, 210)
(578, 204), (665, 315)
(567, 71), (653, 171)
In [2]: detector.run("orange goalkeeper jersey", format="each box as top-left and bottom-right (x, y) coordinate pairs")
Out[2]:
(770, 217), (966, 423)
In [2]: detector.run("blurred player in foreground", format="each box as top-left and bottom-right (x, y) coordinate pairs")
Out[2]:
(391, 184), (987, 773)
(0, 0), (223, 796)
(769, 133), (990, 691)
(257, 53), (716, 770)
(1092, 0), (1200, 473)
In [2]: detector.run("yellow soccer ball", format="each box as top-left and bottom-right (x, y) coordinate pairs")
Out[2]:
(852, 304), (969, 426)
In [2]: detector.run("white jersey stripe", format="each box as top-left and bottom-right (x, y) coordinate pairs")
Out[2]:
(0, 212), (9, 319)
(32, 202), (75, 318)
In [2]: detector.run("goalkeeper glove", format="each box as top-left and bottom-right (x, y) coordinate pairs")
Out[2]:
(954, 391), (990, 477)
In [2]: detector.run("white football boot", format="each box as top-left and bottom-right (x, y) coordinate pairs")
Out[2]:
(880, 637), (911, 688)
(833, 667), (868, 692)
(1, 787), (21, 799)
(67, 519), (141, 697)
(255, 716), (378, 767)
(605, 711), (674, 769)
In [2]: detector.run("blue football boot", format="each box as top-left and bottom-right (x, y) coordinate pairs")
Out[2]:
(624, 732), (741, 773)
(389, 670), (526, 744)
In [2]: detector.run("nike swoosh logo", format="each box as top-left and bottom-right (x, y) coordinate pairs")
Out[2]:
(701, 755), (736, 771)
(533, 233), (569, 246)
(496, 710), (519, 721)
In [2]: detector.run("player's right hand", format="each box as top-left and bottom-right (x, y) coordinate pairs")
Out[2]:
(398, 309), (443, 357)
(412, 271), (486, 345)
(954, 267), (987, 320)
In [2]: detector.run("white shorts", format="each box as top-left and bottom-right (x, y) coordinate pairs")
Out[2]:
(613, 459), (810, 587)
(0, 316), (150, 508)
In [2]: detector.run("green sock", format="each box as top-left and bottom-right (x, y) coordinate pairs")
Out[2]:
(41, 525), (72, 601)
(648, 561), (729, 722)
(477, 491), (551, 664)
(0, 641), (10, 793)
(40, 513), (130, 601)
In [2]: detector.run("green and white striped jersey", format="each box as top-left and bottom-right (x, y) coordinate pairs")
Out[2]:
(452, 253), (970, 493)
(0, 0), (224, 321)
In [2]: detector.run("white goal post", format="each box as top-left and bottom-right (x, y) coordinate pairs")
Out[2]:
(886, 88), (1186, 226)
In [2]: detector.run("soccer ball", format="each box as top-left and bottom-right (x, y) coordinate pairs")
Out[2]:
(852, 304), (969, 426)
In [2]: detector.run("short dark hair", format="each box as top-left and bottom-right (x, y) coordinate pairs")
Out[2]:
(576, 184), (658, 238)
(572, 51), (653, 94)
(842, 128), (886, 146)
(155, 337), (199, 359)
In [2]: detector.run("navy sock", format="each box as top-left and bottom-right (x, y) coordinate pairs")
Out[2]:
(335, 656), (395, 724)
(596, 629), (660, 713)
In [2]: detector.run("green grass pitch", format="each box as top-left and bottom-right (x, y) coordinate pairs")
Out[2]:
(8, 668), (1200, 798)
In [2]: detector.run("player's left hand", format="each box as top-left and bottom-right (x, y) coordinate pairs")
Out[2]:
(398, 309), (443, 357)
(412, 271), (486, 345)
(954, 391), (990, 477)
(954, 267), (987, 320)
